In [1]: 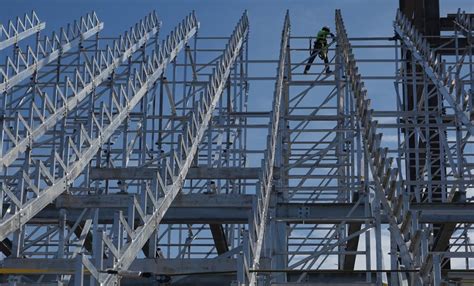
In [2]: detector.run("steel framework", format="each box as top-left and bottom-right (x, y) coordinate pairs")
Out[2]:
(0, 3), (473, 286)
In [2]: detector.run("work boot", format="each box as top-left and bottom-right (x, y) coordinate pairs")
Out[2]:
(304, 69), (308, 74)
(325, 68), (332, 74)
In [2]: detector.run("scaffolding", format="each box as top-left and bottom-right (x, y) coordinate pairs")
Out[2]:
(0, 3), (473, 286)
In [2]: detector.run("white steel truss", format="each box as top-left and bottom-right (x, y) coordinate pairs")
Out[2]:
(0, 11), (45, 51)
(0, 5), (473, 286)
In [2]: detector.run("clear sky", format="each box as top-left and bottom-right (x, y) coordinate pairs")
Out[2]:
(2, 0), (472, 113)
(3, 0), (471, 114)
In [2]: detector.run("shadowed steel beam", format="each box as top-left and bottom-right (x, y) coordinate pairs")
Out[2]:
(209, 224), (229, 254)
(26, 197), (474, 224)
(54, 193), (254, 209)
(101, 12), (248, 285)
(0, 12), (103, 93)
(0, 13), (197, 242)
(395, 10), (474, 135)
(431, 192), (463, 267)
(249, 11), (290, 285)
(0, 12), (160, 170)
(343, 221), (362, 270)
(0, 11), (45, 50)
(343, 192), (362, 270)
(0, 238), (12, 256)
(1, 258), (237, 275)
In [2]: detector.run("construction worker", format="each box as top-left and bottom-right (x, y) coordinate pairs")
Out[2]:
(304, 26), (335, 74)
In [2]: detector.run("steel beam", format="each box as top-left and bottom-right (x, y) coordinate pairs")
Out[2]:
(89, 166), (265, 180)
(0, 237), (12, 256)
(1, 258), (237, 275)
(285, 271), (377, 285)
(274, 284), (375, 286)
(18, 196), (474, 224)
(209, 224), (229, 254)
(279, 202), (474, 224)
(55, 193), (253, 209)
(342, 192), (362, 271)
(342, 221), (362, 270)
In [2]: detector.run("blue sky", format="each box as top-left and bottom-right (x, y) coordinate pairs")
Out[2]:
(2, 0), (472, 114)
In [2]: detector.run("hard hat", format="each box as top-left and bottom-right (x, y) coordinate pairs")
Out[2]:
(322, 26), (330, 32)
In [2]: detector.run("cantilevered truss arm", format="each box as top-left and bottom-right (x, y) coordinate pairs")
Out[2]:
(0, 11), (46, 50)
(454, 9), (473, 37)
(395, 10), (474, 135)
(249, 11), (290, 285)
(0, 12), (103, 93)
(0, 13), (198, 242)
(100, 12), (249, 285)
(0, 11), (160, 170)
(336, 9), (417, 277)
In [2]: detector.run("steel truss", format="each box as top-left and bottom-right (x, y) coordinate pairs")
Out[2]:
(0, 5), (473, 286)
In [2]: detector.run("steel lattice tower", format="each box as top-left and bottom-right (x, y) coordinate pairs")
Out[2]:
(0, 2), (473, 286)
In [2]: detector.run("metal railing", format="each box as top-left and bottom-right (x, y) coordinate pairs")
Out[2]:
(0, 12), (197, 243)
(395, 10), (474, 135)
(0, 11), (160, 170)
(0, 12), (103, 93)
(0, 11), (45, 50)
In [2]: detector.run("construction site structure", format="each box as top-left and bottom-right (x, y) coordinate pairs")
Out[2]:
(0, 0), (473, 285)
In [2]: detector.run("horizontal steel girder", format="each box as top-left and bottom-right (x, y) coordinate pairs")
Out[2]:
(0, 258), (236, 276)
(89, 166), (276, 180)
(17, 193), (474, 224)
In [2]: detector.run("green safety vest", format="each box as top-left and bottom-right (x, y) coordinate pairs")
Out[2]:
(317, 29), (330, 42)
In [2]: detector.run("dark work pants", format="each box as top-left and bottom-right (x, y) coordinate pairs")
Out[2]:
(304, 40), (329, 73)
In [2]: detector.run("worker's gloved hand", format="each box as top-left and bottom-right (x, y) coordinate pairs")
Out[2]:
(388, 31), (401, 41)
(330, 33), (335, 38)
